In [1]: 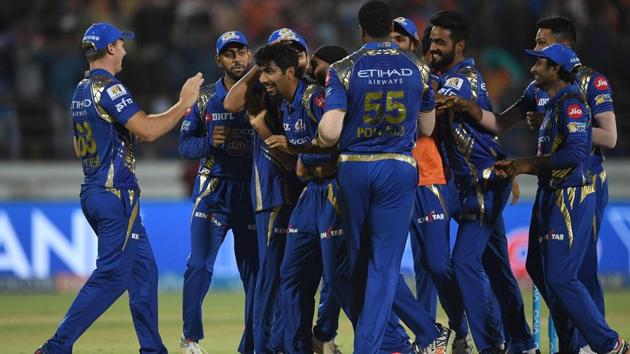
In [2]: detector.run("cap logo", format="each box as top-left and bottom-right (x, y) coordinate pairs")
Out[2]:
(84, 35), (100, 41)
(221, 31), (239, 43)
(395, 17), (407, 25)
(278, 28), (298, 41)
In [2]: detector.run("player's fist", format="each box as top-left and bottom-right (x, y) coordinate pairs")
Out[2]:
(212, 126), (229, 147)
(526, 111), (544, 131)
(179, 73), (204, 108)
(265, 135), (293, 154)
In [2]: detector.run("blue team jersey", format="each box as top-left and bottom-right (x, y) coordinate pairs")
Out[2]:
(516, 65), (614, 173)
(71, 69), (141, 191)
(324, 41), (434, 154)
(436, 58), (504, 178)
(179, 78), (253, 193)
(537, 83), (592, 189)
(281, 79), (336, 166)
(251, 90), (303, 212)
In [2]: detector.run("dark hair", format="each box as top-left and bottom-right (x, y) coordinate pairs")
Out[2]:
(358, 0), (393, 38)
(255, 43), (302, 78)
(82, 41), (107, 62)
(313, 45), (349, 64)
(544, 59), (576, 83)
(537, 16), (577, 48)
(421, 25), (432, 56)
(429, 11), (473, 50)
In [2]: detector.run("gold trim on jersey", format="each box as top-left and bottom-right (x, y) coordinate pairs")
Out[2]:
(105, 161), (115, 189)
(301, 83), (321, 125)
(254, 164), (263, 212)
(555, 188), (574, 248)
(338, 153), (417, 168)
(122, 193), (139, 251)
(90, 75), (114, 123)
(427, 184), (448, 218)
(580, 183), (595, 205)
(267, 206), (282, 245)
(190, 177), (219, 223)
(327, 182), (341, 216)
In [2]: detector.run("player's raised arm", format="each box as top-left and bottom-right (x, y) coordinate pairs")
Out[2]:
(124, 73), (204, 142)
(224, 65), (260, 112)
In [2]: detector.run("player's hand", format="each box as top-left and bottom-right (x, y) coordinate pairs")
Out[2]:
(494, 159), (530, 180)
(435, 95), (469, 112)
(494, 160), (514, 179)
(265, 135), (293, 154)
(526, 111), (544, 130)
(212, 126), (229, 147)
(179, 72), (204, 108)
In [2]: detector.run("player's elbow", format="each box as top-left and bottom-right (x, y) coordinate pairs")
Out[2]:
(601, 133), (617, 149)
(136, 131), (158, 143)
(223, 97), (242, 113)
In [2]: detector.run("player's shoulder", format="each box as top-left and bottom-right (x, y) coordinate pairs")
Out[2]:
(302, 82), (325, 121)
(197, 83), (218, 113)
(90, 73), (118, 97)
(330, 50), (363, 90)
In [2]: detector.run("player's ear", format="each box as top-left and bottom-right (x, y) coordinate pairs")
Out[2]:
(287, 66), (296, 78)
(106, 42), (116, 55)
(455, 40), (465, 55)
(215, 54), (223, 69)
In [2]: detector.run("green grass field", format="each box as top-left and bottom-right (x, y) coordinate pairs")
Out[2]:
(2, 290), (629, 354)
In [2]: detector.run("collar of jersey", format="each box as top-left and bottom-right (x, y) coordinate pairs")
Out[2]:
(361, 41), (399, 50)
(215, 77), (228, 99)
(546, 82), (580, 108)
(443, 57), (476, 76)
(89, 68), (114, 78)
(285, 78), (308, 114)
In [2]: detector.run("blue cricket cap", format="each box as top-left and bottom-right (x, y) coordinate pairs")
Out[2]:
(525, 44), (581, 71)
(393, 17), (419, 44)
(82, 23), (134, 52)
(216, 31), (249, 54)
(267, 28), (308, 52)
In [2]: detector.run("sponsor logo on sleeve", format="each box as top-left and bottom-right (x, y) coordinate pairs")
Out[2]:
(181, 120), (191, 132)
(106, 84), (127, 100)
(567, 122), (587, 133)
(115, 97), (133, 113)
(444, 77), (463, 90)
(594, 93), (613, 106)
(566, 104), (584, 119)
(314, 93), (325, 109)
(594, 76), (609, 91)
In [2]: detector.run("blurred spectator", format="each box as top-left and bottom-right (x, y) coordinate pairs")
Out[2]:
(0, 0), (628, 160)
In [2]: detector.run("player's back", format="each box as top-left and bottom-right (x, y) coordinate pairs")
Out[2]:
(327, 42), (429, 155)
(71, 69), (140, 192)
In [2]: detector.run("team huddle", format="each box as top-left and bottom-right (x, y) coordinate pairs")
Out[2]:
(35, 1), (626, 354)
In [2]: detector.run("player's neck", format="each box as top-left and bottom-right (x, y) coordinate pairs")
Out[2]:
(544, 79), (569, 99)
(441, 55), (465, 73)
(89, 61), (117, 76)
(363, 34), (392, 44)
(282, 78), (299, 103)
(223, 75), (236, 91)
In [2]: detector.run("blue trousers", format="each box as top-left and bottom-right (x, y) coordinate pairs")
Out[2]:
(313, 280), (342, 342)
(338, 156), (436, 354)
(45, 188), (167, 354)
(281, 177), (415, 354)
(253, 205), (292, 354)
(182, 178), (259, 354)
(452, 172), (532, 352)
(526, 185), (617, 353)
(576, 171), (607, 349)
(410, 184), (468, 339)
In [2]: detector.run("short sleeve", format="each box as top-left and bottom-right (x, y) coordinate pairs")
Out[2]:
(587, 73), (614, 116)
(437, 74), (473, 100)
(324, 67), (348, 112)
(99, 82), (141, 125)
(309, 88), (326, 122)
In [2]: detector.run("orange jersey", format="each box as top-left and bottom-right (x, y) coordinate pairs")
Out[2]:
(412, 136), (446, 186)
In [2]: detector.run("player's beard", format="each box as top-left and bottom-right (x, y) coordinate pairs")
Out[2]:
(226, 67), (246, 82)
(430, 49), (455, 71)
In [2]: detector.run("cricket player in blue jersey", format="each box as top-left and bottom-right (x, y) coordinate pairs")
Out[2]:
(255, 42), (345, 354)
(494, 44), (629, 354)
(392, 18), (473, 354)
(36, 23), (204, 354)
(428, 11), (534, 353)
(223, 29), (308, 354)
(178, 31), (259, 354)
(438, 16), (618, 353)
(317, 2), (452, 353)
